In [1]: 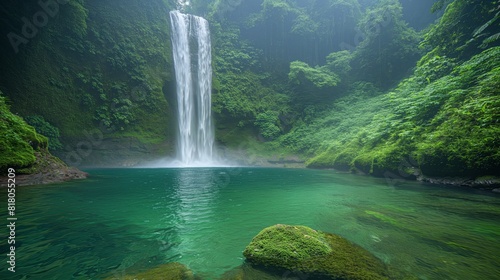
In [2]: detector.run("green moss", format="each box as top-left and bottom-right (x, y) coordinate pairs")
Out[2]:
(301, 234), (389, 280)
(243, 224), (332, 267)
(243, 224), (389, 280)
(306, 144), (360, 171)
(0, 92), (86, 179)
(0, 93), (48, 172)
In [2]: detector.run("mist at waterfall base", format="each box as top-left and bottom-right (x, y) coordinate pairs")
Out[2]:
(147, 11), (229, 168)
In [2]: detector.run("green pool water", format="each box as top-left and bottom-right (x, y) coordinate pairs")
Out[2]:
(1, 168), (499, 279)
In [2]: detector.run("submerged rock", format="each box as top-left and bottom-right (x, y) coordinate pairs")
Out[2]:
(243, 224), (389, 280)
(105, 262), (197, 280)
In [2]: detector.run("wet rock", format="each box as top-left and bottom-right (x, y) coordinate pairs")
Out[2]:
(0, 150), (87, 187)
(243, 224), (389, 280)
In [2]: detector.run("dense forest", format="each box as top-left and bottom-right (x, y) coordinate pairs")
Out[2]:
(0, 0), (499, 185)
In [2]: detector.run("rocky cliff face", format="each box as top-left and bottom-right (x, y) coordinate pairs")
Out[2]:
(0, 0), (177, 167)
(0, 91), (87, 185)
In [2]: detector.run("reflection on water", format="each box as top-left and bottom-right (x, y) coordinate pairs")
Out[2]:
(171, 169), (219, 267)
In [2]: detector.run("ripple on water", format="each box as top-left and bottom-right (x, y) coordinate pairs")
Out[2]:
(0, 168), (499, 279)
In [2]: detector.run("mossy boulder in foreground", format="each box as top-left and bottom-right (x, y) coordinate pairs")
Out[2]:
(243, 224), (389, 280)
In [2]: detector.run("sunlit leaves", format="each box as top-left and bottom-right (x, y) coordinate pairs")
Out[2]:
(325, 50), (352, 78)
(283, 45), (500, 177)
(255, 111), (281, 139)
(0, 92), (48, 170)
(423, 0), (499, 60)
(288, 61), (339, 88)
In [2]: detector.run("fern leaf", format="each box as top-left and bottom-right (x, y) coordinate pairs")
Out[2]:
(480, 32), (500, 48)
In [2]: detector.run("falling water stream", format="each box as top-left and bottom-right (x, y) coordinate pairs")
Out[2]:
(170, 11), (215, 166)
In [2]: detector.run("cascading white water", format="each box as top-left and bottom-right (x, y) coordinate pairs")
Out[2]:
(170, 10), (216, 166)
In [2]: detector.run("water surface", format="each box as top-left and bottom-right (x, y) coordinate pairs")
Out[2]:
(1, 168), (499, 279)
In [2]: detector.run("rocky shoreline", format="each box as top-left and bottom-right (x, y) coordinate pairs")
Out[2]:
(417, 175), (500, 192)
(10, 147), (496, 192)
(222, 149), (500, 191)
(260, 155), (500, 192)
(0, 151), (88, 187)
(0, 167), (88, 187)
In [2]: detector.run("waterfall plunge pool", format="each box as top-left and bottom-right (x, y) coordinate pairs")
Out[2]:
(1, 168), (499, 279)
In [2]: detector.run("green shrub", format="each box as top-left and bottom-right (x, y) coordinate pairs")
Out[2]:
(24, 115), (63, 151)
(0, 94), (48, 171)
(255, 111), (281, 140)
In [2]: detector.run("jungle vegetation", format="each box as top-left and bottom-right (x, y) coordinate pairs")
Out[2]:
(0, 0), (498, 179)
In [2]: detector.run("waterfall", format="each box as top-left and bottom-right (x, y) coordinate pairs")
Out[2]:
(170, 10), (216, 166)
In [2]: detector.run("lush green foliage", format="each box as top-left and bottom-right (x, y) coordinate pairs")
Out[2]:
(211, 21), (292, 141)
(471, 2), (500, 49)
(213, 71), (290, 124)
(415, 48), (500, 176)
(277, 82), (384, 163)
(350, 0), (422, 88)
(208, 0), (499, 179)
(0, 0), (175, 145)
(1, 0), (497, 180)
(325, 50), (353, 79)
(422, 0), (500, 60)
(288, 61), (339, 89)
(298, 47), (500, 177)
(0, 93), (48, 171)
(24, 115), (63, 151)
(207, 0), (362, 65)
(254, 111), (281, 140)
(253, 0), (497, 179)
(63, 0), (89, 38)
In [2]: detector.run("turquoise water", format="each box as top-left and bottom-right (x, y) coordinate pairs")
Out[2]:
(1, 168), (499, 279)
